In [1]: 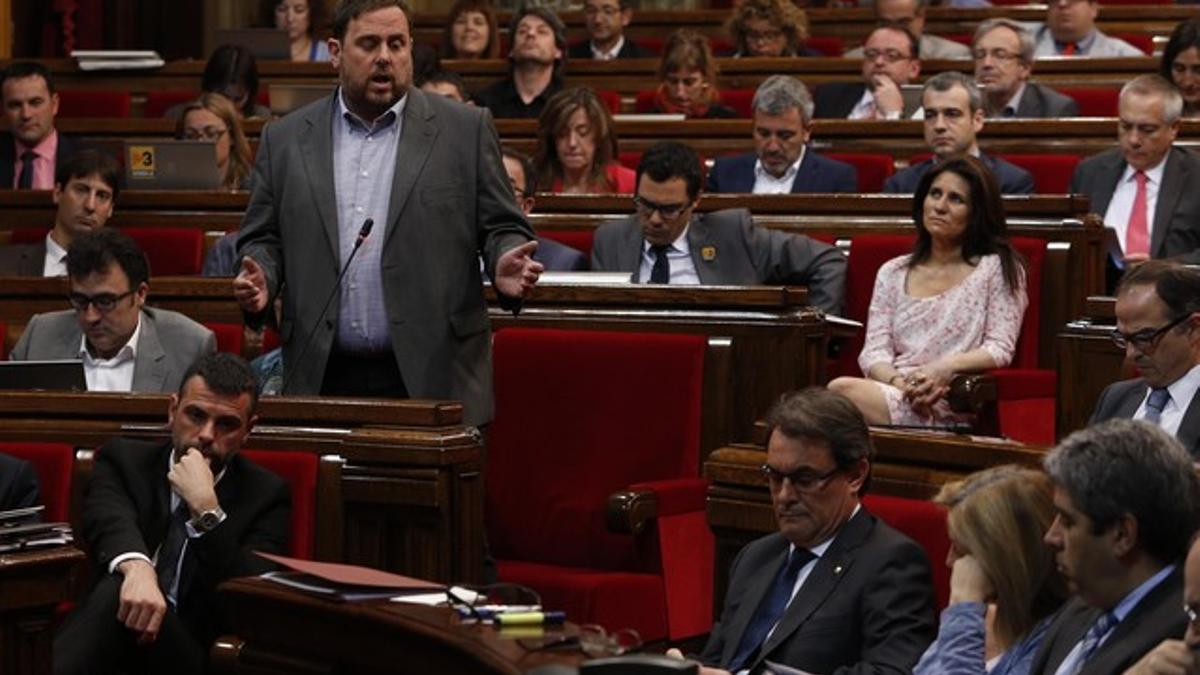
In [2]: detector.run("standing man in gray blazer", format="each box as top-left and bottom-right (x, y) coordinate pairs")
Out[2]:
(591, 141), (846, 315)
(1090, 261), (1200, 457)
(235, 0), (541, 427)
(1070, 75), (1200, 266)
(9, 229), (214, 393)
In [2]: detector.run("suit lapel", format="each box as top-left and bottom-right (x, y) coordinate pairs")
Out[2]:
(790, 150), (817, 193)
(383, 90), (439, 248)
(1116, 381), (1148, 419)
(298, 95), (341, 262)
(131, 310), (167, 392)
(733, 155), (756, 193)
(1093, 153), (1127, 216)
(685, 216), (713, 284)
(721, 542), (792, 667)
(1151, 149), (1185, 258)
(1177, 389), (1200, 458)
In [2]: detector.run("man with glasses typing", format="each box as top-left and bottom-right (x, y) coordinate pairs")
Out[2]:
(1090, 260), (1200, 457)
(814, 24), (921, 120)
(667, 387), (936, 673)
(590, 141), (847, 315)
(9, 228), (214, 392)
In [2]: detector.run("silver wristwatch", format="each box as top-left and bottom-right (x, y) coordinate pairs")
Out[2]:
(190, 507), (226, 533)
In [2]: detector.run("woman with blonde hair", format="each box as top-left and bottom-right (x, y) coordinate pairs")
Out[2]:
(534, 87), (635, 194)
(914, 465), (1066, 674)
(725, 0), (812, 58)
(176, 93), (253, 191)
(650, 30), (736, 118)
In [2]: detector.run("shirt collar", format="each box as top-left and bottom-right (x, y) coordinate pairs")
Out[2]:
(78, 311), (142, 364)
(591, 36), (625, 60)
(754, 148), (807, 184)
(14, 129), (57, 160)
(1119, 153), (1169, 185)
(1163, 363), (1200, 410)
(44, 230), (67, 264)
(788, 503), (861, 559)
(1111, 564), (1175, 621)
(1056, 29), (1098, 53)
(336, 87), (407, 133)
(1001, 83), (1028, 116)
(642, 221), (691, 255)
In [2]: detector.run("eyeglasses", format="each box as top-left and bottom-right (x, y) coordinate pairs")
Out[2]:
(1109, 313), (1193, 352)
(68, 289), (136, 313)
(746, 29), (784, 43)
(183, 126), (228, 142)
(633, 195), (688, 220)
(584, 5), (621, 17)
(863, 48), (912, 63)
(972, 48), (1020, 62)
(761, 464), (842, 492)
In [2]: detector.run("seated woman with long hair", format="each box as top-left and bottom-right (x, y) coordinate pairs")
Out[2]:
(441, 0), (501, 60)
(263, 0), (329, 62)
(1161, 18), (1200, 118)
(829, 156), (1027, 427)
(914, 465), (1066, 674)
(175, 93), (253, 191)
(534, 87), (635, 194)
(650, 30), (737, 119)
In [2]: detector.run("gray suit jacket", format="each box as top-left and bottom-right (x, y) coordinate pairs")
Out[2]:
(1070, 147), (1200, 263)
(238, 89), (534, 426)
(1013, 82), (1080, 118)
(8, 307), (216, 393)
(590, 208), (847, 315)
(1089, 377), (1200, 457)
(0, 241), (46, 276)
(1030, 566), (1185, 675)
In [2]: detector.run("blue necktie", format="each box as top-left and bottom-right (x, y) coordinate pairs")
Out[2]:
(1144, 388), (1171, 426)
(728, 548), (816, 671)
(1068, 611), (1116, 675)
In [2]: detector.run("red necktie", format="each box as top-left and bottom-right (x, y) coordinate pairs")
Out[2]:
(1126, 170), (1150, 256)
(1061, 42), (1077, 55)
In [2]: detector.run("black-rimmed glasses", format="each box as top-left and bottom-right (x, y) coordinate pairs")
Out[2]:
(761, 464), (842, 492)
(633, 195), (688, 220)
(68, 289), (136, 313)
(1110, 313), (1192, 351)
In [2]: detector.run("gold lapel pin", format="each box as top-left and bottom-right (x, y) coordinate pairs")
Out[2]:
(701, 245), (717, 261)
(834, 565), (843, 575)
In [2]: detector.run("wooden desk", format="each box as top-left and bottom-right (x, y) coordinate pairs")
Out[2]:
(0, 546), (86, 675)
(703, 429), (1045, 607)
(1057, 296), (1127, 439)
(212, 577), (588, 675)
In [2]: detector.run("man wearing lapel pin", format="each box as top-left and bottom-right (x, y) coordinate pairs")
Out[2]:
(53, 352), (289, 675)
(590, 141), (847, 315)
(235, 0), (541, 426)
(669, 387), (936, 674)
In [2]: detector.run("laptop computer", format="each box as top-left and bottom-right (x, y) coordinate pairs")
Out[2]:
(0, 360), (88, 392)
(124, 141), (222, 190)
(269, 84), (334, 116)
(213, 28), (291, 61)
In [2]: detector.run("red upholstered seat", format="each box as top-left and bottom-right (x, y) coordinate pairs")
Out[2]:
(634, 90), (657, 114)
(994, 154), (1081, 194)
(488, 328), (712, 642)
(595, 89), (622, 115)
(126, 228), (205, 276)
(0, 442), (74, 522)
(632, 37), (664, 56)
(804, 36), (844, 57)
(862, 494), (950, 610)
(834, 234), (916, 379)
(538, 229), (597, 259)
(1059, 88), (1120, 117)
(618, 150), (642, 172)
(144, 90), (199, 118)
(203, 322), (244, 357)
(718, 89), (755, 118)
(1111, 32), (1154, 54)
(241, 450), (318, 559)
(825, 153), (896, 193)
(57, 90), (132, 118)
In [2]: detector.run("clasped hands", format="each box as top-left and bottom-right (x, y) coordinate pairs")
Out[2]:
(116, 448), (218, 645)
(892, 364), (953, 416)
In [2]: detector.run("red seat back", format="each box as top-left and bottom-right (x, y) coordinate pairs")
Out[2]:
(618, 150), (642, 172)
(144, 90), (200, 118)
(594, 89), (622, 115)
(1111, 32), (1154, 54)
(862, 494), (950, 610)
(57, 90), (131, 118)
(1008, 237), (1046, 369)
(203, 322), (244, 357)
(539, 229), (598, 259)
(241, 450), (317, 559)
(718, 89), (755, 118)
(633, 37), (664, 56)
(994, 154), (1081, 194)
(634, 90), (657, 114)
(0, 442), (74, 522)
(837, 234), (916, 378)
(127, 228), (205, 276)
(1059, 87), (1120, 116)
(804, 36), (844, 57)
(825, 153), (896, 193)
(487, 328), (705, 570)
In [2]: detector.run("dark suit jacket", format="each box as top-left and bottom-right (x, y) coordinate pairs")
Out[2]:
(705, 150), (859, 194)
(567, 39), (652, 60)
(534, 236), (588, 271)
(1089, 377), (1200, 456)
(1014, 82), (1080, 118)
(84, 438), (289, 645)
(239, 89), (535, 426)
(814, 82), (869, 120)
(1070, 147), (1200, 263)
(699, 509), (936, 673)
(883, 154), (1035, 195)
(0, 241), (46, 276)
(0, 452), (39, 512)
(1030, 566), (1185, 675)
(0, 132), (81, 188)
(590, 208), (847, 315)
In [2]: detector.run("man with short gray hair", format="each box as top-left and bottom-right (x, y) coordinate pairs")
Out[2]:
(973, 18), (1078, 118)
(883, 71), (1034, 193)
(1030, 418), (1200, 674)
(1070, 74), (1200, 265)
(706, 75), (858, 194)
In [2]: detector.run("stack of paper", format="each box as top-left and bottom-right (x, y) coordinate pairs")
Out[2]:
(256, 551), (445, 602)
(71, 50), (165, 71)
(0, 506), (73, 553)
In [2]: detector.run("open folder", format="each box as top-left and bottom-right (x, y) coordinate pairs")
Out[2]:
(255, 551), (444, 602)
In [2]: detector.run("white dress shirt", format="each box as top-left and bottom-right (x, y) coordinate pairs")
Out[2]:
(849, 89), (902, 121)
(43, 232), (67, 277)
(79, 314), (141, 392)
(637, 225), (700, 284)
(1135, 364), (1200, 439)
(751, 149), (806, 195)
(591, 36), (625, 60)
(1102, 156), (1166, 255)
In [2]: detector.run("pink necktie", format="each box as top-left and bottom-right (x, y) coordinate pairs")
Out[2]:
(1126, 170), (1150, 256)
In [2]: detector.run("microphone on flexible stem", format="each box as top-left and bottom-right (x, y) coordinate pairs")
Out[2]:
(279, 218), (374, 396)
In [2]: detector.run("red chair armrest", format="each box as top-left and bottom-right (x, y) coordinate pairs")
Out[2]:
(607, 478), (708, 534)
(628, 477), (708, 516)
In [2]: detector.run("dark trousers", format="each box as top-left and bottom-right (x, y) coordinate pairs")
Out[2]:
(319, 349), (408, 398)
(54, 574), (206, 675)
